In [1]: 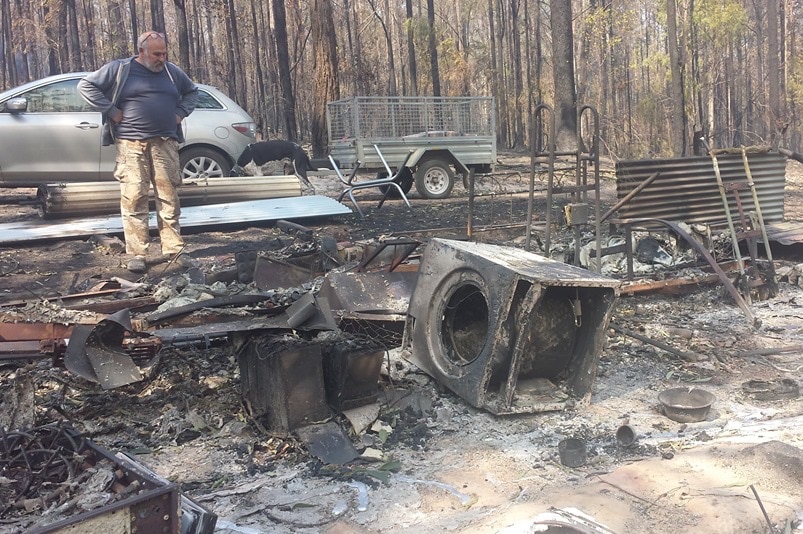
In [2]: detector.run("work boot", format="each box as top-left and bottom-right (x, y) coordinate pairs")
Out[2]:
(127, 256), (147, 273)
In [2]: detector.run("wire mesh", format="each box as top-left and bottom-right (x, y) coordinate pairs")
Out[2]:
(327, 96), (495, 140)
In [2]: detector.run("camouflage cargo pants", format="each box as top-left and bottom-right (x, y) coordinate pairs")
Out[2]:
(114, 138), (184, 257)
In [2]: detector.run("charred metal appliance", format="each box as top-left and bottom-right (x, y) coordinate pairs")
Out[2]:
(238, 336), (330, 432)
(405, 238), (620, 415)
(321, 335), (386, 412)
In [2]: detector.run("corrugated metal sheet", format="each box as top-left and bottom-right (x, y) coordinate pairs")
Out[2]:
(765, 221), (803, 246)
(38, 176), (302, 219)
(0, 196), (352, 245)
(615, 152), (786, 225)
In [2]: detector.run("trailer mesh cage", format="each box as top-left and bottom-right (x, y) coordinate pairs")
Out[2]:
(327, 96), (495, 140)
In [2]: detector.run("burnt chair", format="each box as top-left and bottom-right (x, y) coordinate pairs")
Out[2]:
(328, 144), (413, 218)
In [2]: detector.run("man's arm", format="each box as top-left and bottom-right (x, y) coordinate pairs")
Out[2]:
(169, 64), (199, 119)
(78, 60), (123, 120)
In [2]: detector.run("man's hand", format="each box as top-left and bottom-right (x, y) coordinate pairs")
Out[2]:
(110, 110), (123, 124)
(175, 114), (183, 124)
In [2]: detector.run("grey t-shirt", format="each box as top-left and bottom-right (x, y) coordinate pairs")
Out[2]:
(114, 60), (180, 140)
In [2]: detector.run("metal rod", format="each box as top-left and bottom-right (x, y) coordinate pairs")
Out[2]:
(609, 323), (704, 361)
(580, 104), (602, 272)
(601, 171), (660, 223)
(749, 484), (774, 533)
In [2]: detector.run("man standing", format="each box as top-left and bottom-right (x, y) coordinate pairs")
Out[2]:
(79, 31), (199, 273)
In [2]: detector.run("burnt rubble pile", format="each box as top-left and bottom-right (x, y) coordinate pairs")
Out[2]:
(2, 149), (803, 532)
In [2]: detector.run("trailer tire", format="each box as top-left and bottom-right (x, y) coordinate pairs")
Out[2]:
(415, 159), (454, 199)
(378, 167), (414, 198)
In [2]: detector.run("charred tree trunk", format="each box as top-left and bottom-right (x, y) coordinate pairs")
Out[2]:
(248, 0), (267, 136)
(128, 0), (138, 46)
(768, 0), (781, 148)
(666, 0), (687, 155)
(173, 0), (191, 71)
(427, 0), (441, 96)
(272, 0), (298, 141)
(150, 0), (165, 32)
(406, 0), (418, 96)
(311, 0), (339, 157)
(549, 0), (577, 151)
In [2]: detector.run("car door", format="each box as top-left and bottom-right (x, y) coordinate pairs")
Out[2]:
(0, 78), (103, 185)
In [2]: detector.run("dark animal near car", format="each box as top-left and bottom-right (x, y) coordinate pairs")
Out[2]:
(234, 140), (314, 181)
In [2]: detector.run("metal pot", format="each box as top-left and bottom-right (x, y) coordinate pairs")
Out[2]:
(658, 387), (716, 423)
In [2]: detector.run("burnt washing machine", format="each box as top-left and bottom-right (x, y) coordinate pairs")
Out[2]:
(404, 238), (620, 415)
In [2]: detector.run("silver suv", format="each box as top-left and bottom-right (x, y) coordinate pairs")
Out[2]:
(0, 72), (256, 186)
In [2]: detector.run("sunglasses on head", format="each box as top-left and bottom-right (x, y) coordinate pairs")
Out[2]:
(138, 32), (165, 47)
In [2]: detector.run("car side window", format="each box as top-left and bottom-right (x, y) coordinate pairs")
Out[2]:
(196, 89), (224, 110)
(20, 79), (94, 113)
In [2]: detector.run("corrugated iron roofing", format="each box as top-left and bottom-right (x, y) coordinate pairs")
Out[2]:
(615, 152), (786, 225)
(764, 221), (803, 246)
(0, 196), (352, 245)
(38, 175), (302, 219)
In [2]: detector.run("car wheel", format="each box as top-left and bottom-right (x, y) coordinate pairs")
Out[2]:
(415, 159), (454, 199)
(180, 147), (232, 180)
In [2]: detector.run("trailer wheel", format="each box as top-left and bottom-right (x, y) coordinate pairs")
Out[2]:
(378, 167), (414, 198)
(415, 159), (454, 199)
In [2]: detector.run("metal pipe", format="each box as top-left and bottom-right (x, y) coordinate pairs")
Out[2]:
(600, 171), (659, 223)
(610, 323), (704, 361)
(580, 104), (602, 272)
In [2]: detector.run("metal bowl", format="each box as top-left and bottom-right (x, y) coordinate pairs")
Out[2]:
(658, 387), (716, 423)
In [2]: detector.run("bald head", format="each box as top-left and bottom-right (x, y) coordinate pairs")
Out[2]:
(136, 31), (167, 72)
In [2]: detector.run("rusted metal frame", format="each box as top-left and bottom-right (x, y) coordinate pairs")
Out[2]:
(528, 103), (555, 250)
(354, 238), (421, 273)
(0, 339), (67, 362)
(29, 458), (180, 533)
(0, 322), (73, 341)
(1, 336), (158, 367)
(725, 181), (762, 258)
(617, 217), (756, 326)
(620, 273), (722, 295)
(578, 105), (602, 271)
(742, 147), (776, 273)
(703, 140), (746, 275)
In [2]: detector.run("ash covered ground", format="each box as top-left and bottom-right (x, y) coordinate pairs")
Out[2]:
(1, 154), (803, 533)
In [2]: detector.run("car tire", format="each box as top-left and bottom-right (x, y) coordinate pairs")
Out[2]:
(415, 159), (454, 199)
(180, 147), (232, 180)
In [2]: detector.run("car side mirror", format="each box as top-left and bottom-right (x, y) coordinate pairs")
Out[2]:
(3, 97), (28, 113)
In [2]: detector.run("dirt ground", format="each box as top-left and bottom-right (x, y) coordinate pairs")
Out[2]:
(1, 154), (803, 534)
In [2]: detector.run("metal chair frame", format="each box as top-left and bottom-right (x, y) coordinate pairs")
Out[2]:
(328, 144), (413, 218)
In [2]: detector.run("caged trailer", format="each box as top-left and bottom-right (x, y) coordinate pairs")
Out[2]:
(326, 96), (496, 199)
